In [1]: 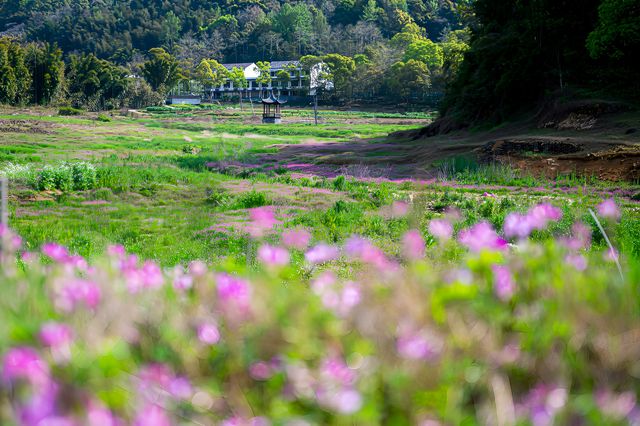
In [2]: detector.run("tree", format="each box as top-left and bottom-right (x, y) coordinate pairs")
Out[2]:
(67, 53), (129, 110)
(25, 42), (65, 105)
(0, 38), (31, 105)
(255, 61), (272, 93)
(587, 0), (640, 61)
(195, 59), (229, 101)
(387, 59), (430, 101)
(229, 66), (248, 109)
(440, 29), (470, 84)
(141, 48), (183, 93)
(321, 54), (356, 100)
(162, 11), (182, 52)
(403, 39), (444, 70)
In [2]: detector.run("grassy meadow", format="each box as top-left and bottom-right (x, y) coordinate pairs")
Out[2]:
(2, 105), (640, 425)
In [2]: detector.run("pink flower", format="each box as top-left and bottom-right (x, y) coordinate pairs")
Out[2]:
(305, 244), (339, 264)
(528, 203), (562, 229)
(503, 213), (533, 239)
(345, 236), (391, 269)
(57, 279), (101, 312)
(87, 403), (119, 426)
(169, 376), (193, 400)
(2, 347), (50, 387)
(42, 243), (69, 263)
(482, 192), (497, 198)
(492, 265), (515, 301)
(597, 198), (621, 220)
(258, 244), (290, 267)
(565, 254), (587, 271)
(339, 282), (361, 315)
(311, 271), (337, 294)
(282, 228), (311, 250)
(333, 389), (363, 414)
(197, 322), (220, 345)
(320, 356), (356, 386)
(595, 388), (636, 419)
(249, 362), (273, 380)
(402, 230), (425, 260)
(217, 274), (252, 308)
(429, 219), (453, 241)
(563, 222), (592, 250)
(188, 260), (207, 277)
(107, 244), (126, 259)
(459, 222), (507, 252)
(39, 323), (73, 349)
(249, 206), (277, 236)
(172, 267), (193, 291)
(391, 200), (409, 217)
(221, 416), (270, 426)
(397, 327), (442, 360)
(134, 404), (171, 426)
(141, 261), (163, 289)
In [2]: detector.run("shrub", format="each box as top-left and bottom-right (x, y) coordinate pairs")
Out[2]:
(205, 188), (231, 206)
(96, 114), (111, 122)
(58, 106), (83, 116)
(182, 144), (201, 154)
(71, 162), (97, 190)
(332, 175), (347, 191)
(36, 162), (96, 191)
(233, 190), (270, 209)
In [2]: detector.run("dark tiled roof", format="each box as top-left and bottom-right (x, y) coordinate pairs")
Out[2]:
(221, 61), (300, 71)
(221, 62), (254, 70)
(261, 91), (287, 104)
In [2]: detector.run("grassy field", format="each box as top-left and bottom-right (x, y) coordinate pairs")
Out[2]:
(1, 106), (639, 265)
(3, 105), (640, 425)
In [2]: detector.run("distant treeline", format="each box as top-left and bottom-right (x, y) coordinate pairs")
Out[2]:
(442, 0), (640, 124)
(0, 0), (469, 62)
(0, 26), (469, 109)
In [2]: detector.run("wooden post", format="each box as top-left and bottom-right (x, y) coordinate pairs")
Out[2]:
(1, 177), (7, 227)
(314, 93), (318, 125)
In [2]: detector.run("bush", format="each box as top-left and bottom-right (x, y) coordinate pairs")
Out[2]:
(36, 162), (96, 191)
(96, 114), (111, 122)
(182, 144), (201, 154)
(71, 162), (97, 190)
(58, 106), (83, 116)
(233, 190), (270, 209)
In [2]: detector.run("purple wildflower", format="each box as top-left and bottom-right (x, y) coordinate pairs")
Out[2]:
(402, 230), (425, 260)
(2, 347), (50, 387)
(249, 361), (273, 380)
(282, 228), (311, 250)
(42, 243), (69, 263)
(39, 323), (73, 349)
(391, 200), (409, 217)
(133, 404), (171, 426)
(492, 265), (515, 301)
(428, 219), (453, 241)
(396, 327), (442, 360)
(459, 222), (507, 252)
(257, 244), (290, 267)
(197, 322), (221, 345)
(597, 198), (621, 220)
(305, 244), (339, 264)
(565, 254), (587, 271)
(188, 260), (207, 277)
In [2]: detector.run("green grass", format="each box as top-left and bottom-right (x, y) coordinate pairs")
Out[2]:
(1, 107), (639, 266)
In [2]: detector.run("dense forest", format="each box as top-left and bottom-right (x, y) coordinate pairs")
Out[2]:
(1, 0), (639, 121)
(0, 0), (470, 62)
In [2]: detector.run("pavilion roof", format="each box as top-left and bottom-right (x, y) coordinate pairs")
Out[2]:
(261, 92), (287, 104)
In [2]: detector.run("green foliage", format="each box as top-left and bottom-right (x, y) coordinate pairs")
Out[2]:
(141, 48), (183, 93)
(232, 190), (271, 209)
(403, 39), (444, 69)
(0, 38), (31, 105)
(195, 59), (229, 89)
(255, 61), (272, 87)
(58, 106), (83, 116)
(96, 114), (111, 122)
(25, 41), (65, 105)
(66, 53), (129, 110)
(36, 162), (97, 191)
(440, 0), (636, 124)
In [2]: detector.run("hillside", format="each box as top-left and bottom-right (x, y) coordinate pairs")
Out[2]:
(0, 0), (469, 62)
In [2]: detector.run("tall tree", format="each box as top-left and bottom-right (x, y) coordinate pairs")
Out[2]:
(25, 42), (65, 105)
(229, 66), (248, 109)
(141, 48), (183, 93)
(0, 38), (31, 105)
(195, 59), (229, 101)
